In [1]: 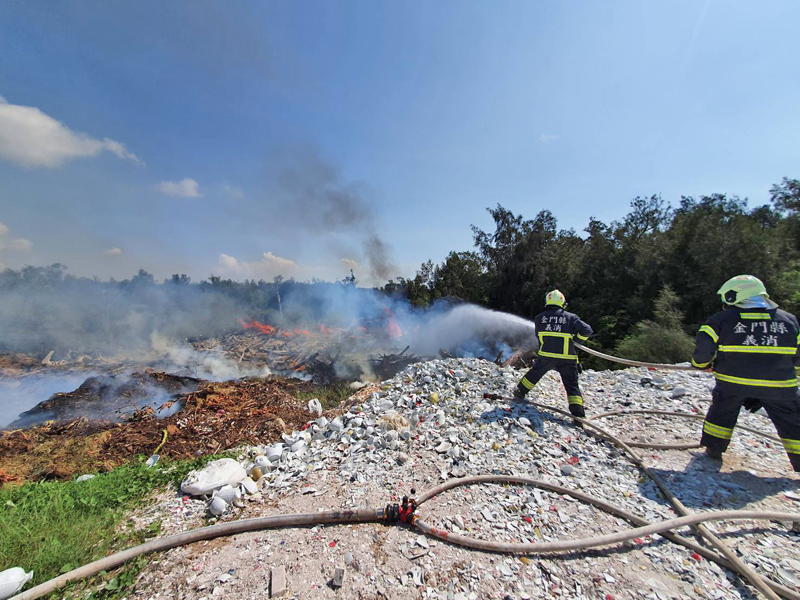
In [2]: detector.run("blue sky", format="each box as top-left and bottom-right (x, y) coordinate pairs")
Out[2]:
(1, 1), (799, 285)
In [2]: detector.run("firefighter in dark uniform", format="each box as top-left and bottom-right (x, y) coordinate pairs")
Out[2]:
(514, 290), (593, 417)
(692, 275), (800, 471)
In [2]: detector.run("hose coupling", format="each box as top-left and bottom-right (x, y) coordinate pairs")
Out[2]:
(384, 495), (417, 526)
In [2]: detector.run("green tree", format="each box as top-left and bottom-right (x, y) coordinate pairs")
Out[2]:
(615, 286), (695, 364)
(431, 251), (487, 304)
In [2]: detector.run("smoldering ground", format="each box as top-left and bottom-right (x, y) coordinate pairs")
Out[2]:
(0, 268), (543, 428)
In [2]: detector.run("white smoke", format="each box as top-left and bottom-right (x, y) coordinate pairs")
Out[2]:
(403, 304), (537, 356)
(150, 332), (270, 381)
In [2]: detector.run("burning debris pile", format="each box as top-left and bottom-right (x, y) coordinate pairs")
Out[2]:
(190, 319), (428, 384)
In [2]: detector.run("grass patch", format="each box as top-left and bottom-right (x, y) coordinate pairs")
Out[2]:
(0, 453), (232, 596)
(295, 382), (355, 410)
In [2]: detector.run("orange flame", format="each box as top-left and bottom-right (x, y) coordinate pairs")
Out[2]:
(385, 308), (403, 339)
(239, 319), (276, 335)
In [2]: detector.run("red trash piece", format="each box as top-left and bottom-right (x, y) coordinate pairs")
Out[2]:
(566, 456), (579, 465)
(691, 552), (701, 561)
(606, 594), (615, 600)
(634, 538), (643, 544)
(522, 516), (532, 523)
(329, 541), (337, 547)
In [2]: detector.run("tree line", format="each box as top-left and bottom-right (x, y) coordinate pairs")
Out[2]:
(383, 177), (800, 362)
(1, 178), (797, 363)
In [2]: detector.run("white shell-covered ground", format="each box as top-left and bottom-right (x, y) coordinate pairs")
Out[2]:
(126, 359), (800, 600)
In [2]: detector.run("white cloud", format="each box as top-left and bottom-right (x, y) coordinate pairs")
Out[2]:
(103, 247), (123, 256)
(223, 183), (244, 198)
(0, 259), (6, 271)
(157, 178), (202, 198)
(0, 95), (143, 168)
(218, 251), (300, 279)
(0, 221), (32, 252)
(340, 258), (359, 271)
(219, 253), (240, 270)
(539, 133), (559, 143)
(1, 238), (33, 252)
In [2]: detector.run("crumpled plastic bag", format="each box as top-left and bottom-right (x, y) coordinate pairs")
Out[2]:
(307, 398), (323, 416)
(0, 567), (34, 600)
(180, 458), (246, 496)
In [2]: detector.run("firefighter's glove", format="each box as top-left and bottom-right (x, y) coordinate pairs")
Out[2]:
(743, 398), (762, 414)
(576, 363), (584, 375)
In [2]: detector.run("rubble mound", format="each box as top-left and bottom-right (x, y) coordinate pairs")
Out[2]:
(131, 358), (800, 599)
(8, 371), (202, 430)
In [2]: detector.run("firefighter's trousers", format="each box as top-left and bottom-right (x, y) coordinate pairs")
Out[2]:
(517, 358), (585, 418)
(702, 387), (800, 472)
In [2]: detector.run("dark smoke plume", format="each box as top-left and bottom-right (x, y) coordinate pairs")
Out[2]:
(271, 146), (397, 282)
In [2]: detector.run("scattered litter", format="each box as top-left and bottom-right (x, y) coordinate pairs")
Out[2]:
(270, 566), (287, 598)
(331, 567), (345, 589)
(208, 496), (228, 517)
(110, 358), (800, 599)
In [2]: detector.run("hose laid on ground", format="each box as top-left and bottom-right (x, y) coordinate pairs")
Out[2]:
(12, 510), (385, 600)
(14, 480), (800, 600)
(522, 397), (791, 600)
(13, 403), (800, 600)
(575, 342), (697, 371)
(416, 488), (796, 557)
(415, 476), (800, 600)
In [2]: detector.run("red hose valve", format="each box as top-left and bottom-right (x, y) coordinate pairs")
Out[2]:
(384, 495), (417, 525)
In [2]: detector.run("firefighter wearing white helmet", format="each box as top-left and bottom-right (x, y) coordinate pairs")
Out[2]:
(692, 275), (800, 471)
(514, 289), (593, 419)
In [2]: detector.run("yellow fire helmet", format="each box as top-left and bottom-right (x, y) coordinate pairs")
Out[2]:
(717, 275), (769, 305)
(545, 289), (566, 308)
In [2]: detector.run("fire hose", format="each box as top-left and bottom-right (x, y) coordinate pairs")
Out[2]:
(575, 342), (698, 371)
(13, 399), (800, 600)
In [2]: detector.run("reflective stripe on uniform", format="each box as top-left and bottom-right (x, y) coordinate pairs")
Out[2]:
(699, 325), (719, 342)
(782, 438), (800, 454)
(576, 333), (589, 341)
(538, 351), (579, 360)
(703, 421), (733, 440)
(520, 377), (534, 390)
(692, 357), (712, 368)
(713, 372), (798, 388)
(567, 396), (583, 405)
(718, 345), (797, 355)
(739, 313), (772, 320)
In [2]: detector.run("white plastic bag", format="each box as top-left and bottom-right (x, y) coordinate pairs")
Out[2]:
(180, 458), (246, 496)
(307, 398), (323, 416)
(0, 568), (33, 600)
